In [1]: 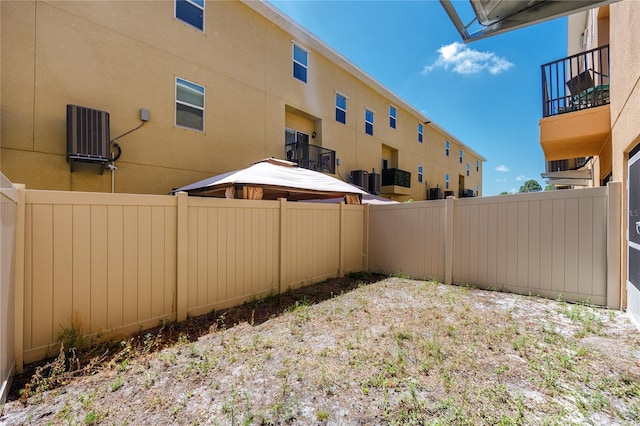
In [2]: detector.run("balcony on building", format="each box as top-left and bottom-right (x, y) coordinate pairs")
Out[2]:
(539, 45), (611, 162)
(285, 142), (336, 174)
(381, 168), (411, 195)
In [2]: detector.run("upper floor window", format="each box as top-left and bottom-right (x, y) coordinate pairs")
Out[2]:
(466, 163), (470, 176)
(336, 93), (347, 124)
(445, 173), (450, 189)
(389, 105), (397, 129)
(418, 123), (423, 143)
(176, 77), (205, 131)
(418, 164), (423, 183)
(476, 184), (479, 196)
(365, 109), (374, 136)
(175, 0), (204, 31)
(445, 141), (450, 156)
(476, 159), (480, 172)
(293, 43), (308, 83)
(459, 149), (463, 163)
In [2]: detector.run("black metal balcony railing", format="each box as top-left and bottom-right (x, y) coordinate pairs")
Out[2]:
(381, 168), (411, 188)
(541, 45), (610, 118)
(285, 142), (335, 174)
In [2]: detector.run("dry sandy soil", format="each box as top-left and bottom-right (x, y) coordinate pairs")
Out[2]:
(2, 274), (640, 425)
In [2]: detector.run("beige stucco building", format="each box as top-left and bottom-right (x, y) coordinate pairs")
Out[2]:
(538, 1), (640, 325)
(0, 0), (484, 201)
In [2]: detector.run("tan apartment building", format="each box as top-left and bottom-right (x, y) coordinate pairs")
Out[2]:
(538, 1), (640, 327)
(0, 0), (484, 201)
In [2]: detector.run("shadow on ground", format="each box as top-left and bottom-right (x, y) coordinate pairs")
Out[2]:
(7, 271), (386, 402)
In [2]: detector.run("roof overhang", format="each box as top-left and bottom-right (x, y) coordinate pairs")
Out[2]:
(440, 0), (620, 43)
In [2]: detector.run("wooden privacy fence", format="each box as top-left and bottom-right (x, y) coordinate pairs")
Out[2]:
(369, 183), (621, 309)
(14, 189), (367, 368)
(1, 174), (18, 404)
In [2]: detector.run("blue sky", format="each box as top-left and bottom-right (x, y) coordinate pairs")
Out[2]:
(269, 0), (568, 196)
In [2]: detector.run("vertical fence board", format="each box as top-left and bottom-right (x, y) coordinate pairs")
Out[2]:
(122, 206), (139, 325)
(52, 205), (73, 340)
(516, 202), (529, 287)
(539, 199), (553, 292)
(527, 201), (541, 289)
(31, 205), (54, 350)
(107, 206), (124, 330)
(90, 206), (108, 334)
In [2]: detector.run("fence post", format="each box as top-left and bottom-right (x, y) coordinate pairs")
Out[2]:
(607, 181), (622, 309)
(445, 196), (454, 285)
(175, 192), (188, 322)
(13, 184), (25, 373)
(279, 198), (287, 294)
(339, 202), (345, 277)
(364, 203), (370, 272)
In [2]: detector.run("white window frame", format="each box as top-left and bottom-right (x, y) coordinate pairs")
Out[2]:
(445, 141), (450, 157)
(418, 164), (423, 183)
(476, 159), (480, 172)
(445, 173), (450, 189)
(418, 123), (423, 143)
(466, 163), (470, 176)
(335, 91), (347, 125)
(365, 108), (374, 136)
(459, 149), (463, 164)
(175, 0), (204, 32)
(389, 105), (397, 129)
(175, 77), (205, 132)
(292, 42), (309, 83)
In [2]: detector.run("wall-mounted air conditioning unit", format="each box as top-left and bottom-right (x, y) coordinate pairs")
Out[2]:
(67, 104), (111, 172)
(368, 172), (381, 195)
(350, 170), (369, 192)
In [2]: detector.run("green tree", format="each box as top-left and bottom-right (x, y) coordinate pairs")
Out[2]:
(519, 179), (542, 193)
(544, 184), (555, 191)
(499, 191), (509, 195)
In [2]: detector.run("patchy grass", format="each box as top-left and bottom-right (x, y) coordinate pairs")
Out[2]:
(2, 275), (640, 425)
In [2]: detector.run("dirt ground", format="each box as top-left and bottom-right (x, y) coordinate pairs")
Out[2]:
(2, 274), (640, 425)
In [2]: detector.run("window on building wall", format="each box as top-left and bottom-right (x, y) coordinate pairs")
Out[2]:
(476, 159), (479, 172)
(365, 109), (374, 136)
(293, 43), (308, 83)
(445, 174), (449, 189)
(336, 93), (347, 124)
(459, 149), (463, 163)
(445, 141), (450, 156)
(476, 184), (479, 196)
(466, 163), (470, 176)
(175, 0), (204, 31)
(389, 105), (397, 129)
(418, 123), (423, 143)
(175, 77), (204, 131)
(418, 164), (423, 183)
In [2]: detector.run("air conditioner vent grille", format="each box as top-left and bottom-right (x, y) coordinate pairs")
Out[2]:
(67, 104), (111, 171)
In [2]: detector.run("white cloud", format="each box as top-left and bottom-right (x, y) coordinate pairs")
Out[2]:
(495, 165), (510, 172)
(516, 175), (527, 181)
(422, 42), (514, 76)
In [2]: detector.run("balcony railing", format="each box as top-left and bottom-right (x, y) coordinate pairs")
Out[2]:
(285, 142), (335, 174)
(381, 168), (411, 188)
(541, 45), (610, 118)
